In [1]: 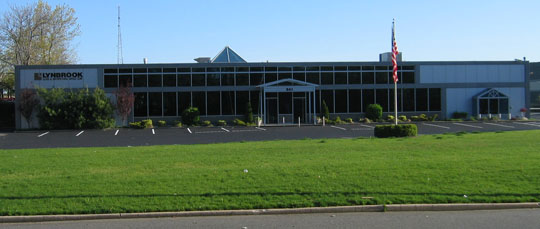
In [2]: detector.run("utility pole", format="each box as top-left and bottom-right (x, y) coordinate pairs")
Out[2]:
(117, 6), (123, 64)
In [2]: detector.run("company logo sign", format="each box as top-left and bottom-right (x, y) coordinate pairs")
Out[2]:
(33, 72), (83, 81)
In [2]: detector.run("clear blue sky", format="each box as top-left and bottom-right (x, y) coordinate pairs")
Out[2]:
(1, 0), (539, 64)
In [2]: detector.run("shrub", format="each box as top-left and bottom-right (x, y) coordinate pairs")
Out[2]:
(428, 114), (438, 121)
(366, 104), (383, 121)
(490, 116), (500, 121)
(157, 120), (166, 127)
(37, 87), (115, 129)
(129, 121), (144, 129)
(217, 120), (227, 126)
(345, 118), (353, 124)
(141, 119), (153, 128)
(173, 120), (182, 127)
(334, 116), (343, 124)
(181, 107), (200, 126)
(452, 112), (468, 119)
(320, 100), (330, 120)
(233, 118), (246, 126)
(386, 115), (395, 122)
(411, 114), (428, 121)
(201, 120), (212, 126)
(398, 115), (408, 122)
(374, 124), (418, 138)
(361, 118), (372, 123)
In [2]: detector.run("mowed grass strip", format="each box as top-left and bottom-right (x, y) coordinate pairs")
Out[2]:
(1, 130), (539, 215)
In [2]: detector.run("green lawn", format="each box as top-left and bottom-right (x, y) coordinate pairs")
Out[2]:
(1, 130), (540, 215)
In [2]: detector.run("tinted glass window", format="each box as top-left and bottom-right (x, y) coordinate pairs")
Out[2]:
(163, 74), (176, 87)
(236, 67), (249, 72)
(250, 67), (263, 72)
(133, 75), (147, 87)
(335, 90), (347, 113)
(293, 66), (305, 71)
(148, 92), (162, 116)
(163, 92), (177, 116)
(250, 73), (264, 85)
(306, 66), (319, 71)
(335, 66), (347, 71)
(236, 73), (249, 86)
(376, 89), (389, 112)
(222, 67), (234, 72)
(403, 89), (415, 111)
(207, 73), (220, 86)
(279, 92), (292, 114)
(134, 92), (147, 117)
(321, 66), (333, 71)
(192, 74), (205, 86)
(250, 91), (260, 114)
(429, 88), (441, 111)
(416, 88), (428, 111)
(335, 72), (347, 84)
(104, 75), (118, 88)
(349, 89), (361, 112)
(178, 68), (191, 72)
(119, 75), (132, 87)
(349, 72), (361, 84)
(306, 72), (319, 84)
(402, 72), (415, 83)
(293, 72), (305, 82)
(178, 92), (191, 114)
(148, 74), (162, 87)
(321, 72), (333, 85)
(265, 67), (277, 72)
(362, 72), (374, 84)
(192, 91), (206, 115)
(362, 89), (374, 113)
(134, 68), (147, 73)
(278, 72), (292, 80)
(119, 68), (132, 73)
(265, 73), (277, 83)
(278, 67), (292, 72)
(222, 74), (235, 86)
(163, 68), (176, 73)
(321, 90), (334, 113)
(207, 91), (220, 115)
(178, 74), (191, 86)
(104, 69), (117, 73)
(148, 68), (162, 73)
(389, 89), (402, 112)
(376, 72), (388, 84)
(222, 91), (235, 115)
(236, 91), (249, 115)
(192, 68), (205, 72)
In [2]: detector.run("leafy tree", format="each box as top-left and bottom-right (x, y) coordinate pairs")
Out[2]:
(18, 88), (39, 128)
(0, 0), (80, 93)
(114, 84), (135, 126)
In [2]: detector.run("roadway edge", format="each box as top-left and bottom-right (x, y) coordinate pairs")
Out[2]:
(1, 203), (539, 223)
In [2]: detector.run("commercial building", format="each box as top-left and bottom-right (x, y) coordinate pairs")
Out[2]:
(15, 47), (530, 129)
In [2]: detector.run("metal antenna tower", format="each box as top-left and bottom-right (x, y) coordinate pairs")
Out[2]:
(117, 6), (123, 64)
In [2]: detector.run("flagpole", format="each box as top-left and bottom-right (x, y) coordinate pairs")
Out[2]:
(394, 78), (398, 125)
(392, 19), (398, 125)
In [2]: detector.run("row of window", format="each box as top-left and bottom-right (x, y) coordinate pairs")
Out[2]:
(104, 65), (415, 74)
(105, 71), (415, 88)
(479, 98), (509, 114)
(133, 88), (441, 117)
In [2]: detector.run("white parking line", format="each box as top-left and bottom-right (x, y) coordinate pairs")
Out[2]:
(152, 129), (155, 135)
(255, 127), (266, 131)
(76, 131), (84, 136)
(422, 123), (450, 129)
(350, 128), (372, 131)
(221, 127), (230, 132)
(115, 130), (119, 136)
(232, 129), (262, 133)
(453, 123), (483, 129)
(358, 124), (375, 129)
(330, 125), (347, 130)
(37, 132), (49, 137)
(194, 130), (227, 134)
(187, 128), (192, 134)
(483, 122), (514, 128)
(513, 122), (540, 127)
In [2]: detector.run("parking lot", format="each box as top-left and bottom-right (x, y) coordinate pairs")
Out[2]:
(1, 121), (540, 149)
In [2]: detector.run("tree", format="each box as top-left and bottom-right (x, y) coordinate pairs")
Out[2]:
(114, 84), (135, 126)
(245, 101), (254, 124)
(0, 0), (80, 93)
(320, 100), (330, 120)
(18, 88), (39, 128)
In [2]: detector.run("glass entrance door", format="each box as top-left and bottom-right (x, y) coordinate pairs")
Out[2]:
(266, 98), (278, 124)
(293, 98), (306, 123)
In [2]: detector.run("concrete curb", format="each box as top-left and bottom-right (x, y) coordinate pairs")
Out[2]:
(1, 203), (539, 223)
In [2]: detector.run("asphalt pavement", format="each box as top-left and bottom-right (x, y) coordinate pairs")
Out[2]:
(1, 209), (539, 229)
(1, 121), (540, 149)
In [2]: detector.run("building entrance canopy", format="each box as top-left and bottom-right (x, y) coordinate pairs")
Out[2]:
(257, 79), (318, 125)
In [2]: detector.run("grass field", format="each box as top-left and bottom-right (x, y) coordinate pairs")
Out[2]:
(1, 130), (540, 215)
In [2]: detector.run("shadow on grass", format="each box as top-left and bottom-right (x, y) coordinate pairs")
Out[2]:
(1, 191), (539, 200)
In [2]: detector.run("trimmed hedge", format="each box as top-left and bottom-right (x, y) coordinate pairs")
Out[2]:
(374, 124), (418, 138)
(366, 104), (383, 121)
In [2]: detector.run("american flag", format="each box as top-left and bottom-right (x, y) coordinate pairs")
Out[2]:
(391, 20), (399, 83)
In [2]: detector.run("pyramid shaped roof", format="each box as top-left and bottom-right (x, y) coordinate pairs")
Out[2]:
(211, 46), (247, 63)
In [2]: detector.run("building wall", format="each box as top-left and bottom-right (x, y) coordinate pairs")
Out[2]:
(419, 64), (524, 83)
(446, 87), (526, 118)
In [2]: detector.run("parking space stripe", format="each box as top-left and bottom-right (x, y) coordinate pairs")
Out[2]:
(422, 123), (450, 129)
(115, 130), (119, 136)
(232, 129), (261, 133)
(453, 123), (483, 128)
(152, 129), (155, 135)
(513, 122), (540, 127)
(483, 122), (514, 128)
(221, 127), (230, 132)
(194, 130), (226, 134)
(187, 128), (192, 134)
(255, 127), (266, 131)
(37, 132), (49, 137)
(358, 124), (375, 129)
(330, 125), (347, 130)
(76, 131), (84, 136)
